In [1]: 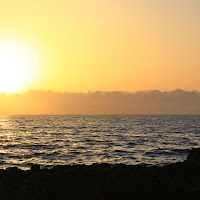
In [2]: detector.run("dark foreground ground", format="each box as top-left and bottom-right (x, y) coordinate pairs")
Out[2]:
(1, 148), (200, 200)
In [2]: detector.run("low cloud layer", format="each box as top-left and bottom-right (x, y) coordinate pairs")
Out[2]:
(0, 89), (200, 115)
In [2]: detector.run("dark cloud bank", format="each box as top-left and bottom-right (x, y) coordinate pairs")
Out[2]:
(0, 89), (200, 115)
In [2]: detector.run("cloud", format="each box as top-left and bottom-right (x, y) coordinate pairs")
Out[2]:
(0, 89), (200, 115)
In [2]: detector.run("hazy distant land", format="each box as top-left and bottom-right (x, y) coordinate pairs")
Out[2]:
(0, 89), (200, 115)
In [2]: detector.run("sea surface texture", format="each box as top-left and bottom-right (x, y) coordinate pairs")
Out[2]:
(0, 115), (199, 169)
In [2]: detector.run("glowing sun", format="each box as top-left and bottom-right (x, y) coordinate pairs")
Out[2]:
(0, 39), (38, 93)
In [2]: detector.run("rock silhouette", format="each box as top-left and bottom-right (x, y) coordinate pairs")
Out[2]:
(0, 148), (200, 200)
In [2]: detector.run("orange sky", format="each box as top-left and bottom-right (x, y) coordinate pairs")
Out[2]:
(0, 0), (199, 93)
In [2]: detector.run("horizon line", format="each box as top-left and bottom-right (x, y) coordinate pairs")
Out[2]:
(1, 88), (200, 95)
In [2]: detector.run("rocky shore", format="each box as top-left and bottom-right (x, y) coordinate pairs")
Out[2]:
(1, 148), (200, 200)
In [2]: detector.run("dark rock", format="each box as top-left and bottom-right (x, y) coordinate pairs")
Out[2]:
(30, 164), (40, 173)
(187, 148), (200, 162)
(92, 163), (111, 168)
(6, 167), (19, 171)
(0, 149), (200, 199)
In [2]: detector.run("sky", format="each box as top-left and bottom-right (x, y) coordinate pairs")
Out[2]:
(0, 1), (199, 114)
(0, 0), (199, 93)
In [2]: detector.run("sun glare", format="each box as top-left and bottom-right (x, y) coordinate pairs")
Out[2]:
(0, 39), (39, 93)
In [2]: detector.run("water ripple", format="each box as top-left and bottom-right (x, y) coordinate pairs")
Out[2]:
(0, 115), (199, 169)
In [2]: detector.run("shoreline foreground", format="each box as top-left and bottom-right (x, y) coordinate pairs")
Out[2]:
(1, 148), (200, 200)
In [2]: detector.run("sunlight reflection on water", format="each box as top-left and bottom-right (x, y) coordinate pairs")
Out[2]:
(0, 115), (199, 169)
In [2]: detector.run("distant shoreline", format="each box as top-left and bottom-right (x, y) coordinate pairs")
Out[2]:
(0, 89), (200, 115)
(2, 114), (200, 116)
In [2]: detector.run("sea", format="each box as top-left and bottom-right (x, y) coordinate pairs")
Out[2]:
(0, 115), (199, 170)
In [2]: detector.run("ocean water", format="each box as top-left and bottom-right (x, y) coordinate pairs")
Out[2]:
(0, 115), (199, 170)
